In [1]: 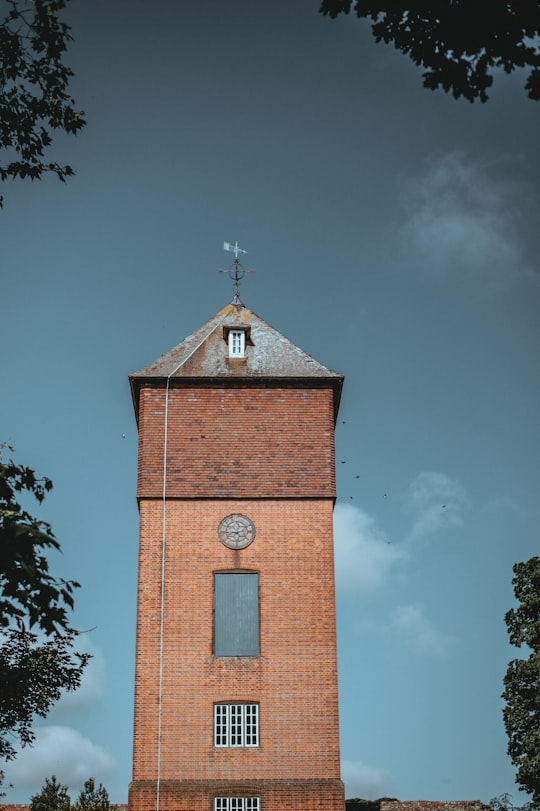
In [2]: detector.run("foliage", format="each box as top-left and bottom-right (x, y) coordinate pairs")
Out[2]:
(319, 1), (540, 102)
(502, 557), (540, 809)
(24, 776), (109, 811)
(30, 776), (71, 811)
(0, 444), (80, 634)
(74, 778), (110, 811)
(0, 445), (89, 761)
(0, 0), (85, 207)
(489, 794), (534, 811)
(0, 627), (89, 760)
(346, 802), (382, 811)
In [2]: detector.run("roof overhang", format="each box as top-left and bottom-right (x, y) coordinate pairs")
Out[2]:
(129, 374), (344, 427)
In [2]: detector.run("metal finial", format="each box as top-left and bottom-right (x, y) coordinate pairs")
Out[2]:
(219, 241), (255, 304)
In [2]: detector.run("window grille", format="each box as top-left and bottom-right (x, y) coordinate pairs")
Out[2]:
(214, 799), (260, 811)
(228, 330), (245, 357)
(214, 703), (259, 747)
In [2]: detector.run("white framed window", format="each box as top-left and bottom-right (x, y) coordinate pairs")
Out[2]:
(228, 329), (245, 358)
(214, 703), (259, 747)
(214, 798), (260, 811)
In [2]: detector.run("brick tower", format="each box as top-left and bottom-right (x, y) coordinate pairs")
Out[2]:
(128, 299), (345, 811)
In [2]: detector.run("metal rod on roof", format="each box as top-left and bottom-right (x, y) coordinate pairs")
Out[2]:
(219, 241), (255, 304)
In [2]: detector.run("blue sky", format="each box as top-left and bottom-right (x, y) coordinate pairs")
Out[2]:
(1, 0), (539, 804)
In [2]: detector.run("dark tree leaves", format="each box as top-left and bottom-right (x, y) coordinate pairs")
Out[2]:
(74, 778), (110, 811)
(0, 0), (86, 206)
(28, 776), (110, 811)
(0, 629), (90, 760)
(502, 557), (540, 809)
(0, 445), (80, 635)
(0, 445), (89, 761)
(488, 795), (534, 811)
(319, 1), (540, 102)
(30, 775), (71, 811)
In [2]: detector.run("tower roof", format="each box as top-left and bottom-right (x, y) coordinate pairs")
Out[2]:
(130, 303), (343, 417)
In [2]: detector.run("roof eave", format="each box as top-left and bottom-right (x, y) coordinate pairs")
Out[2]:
(129, 373), (344, 425)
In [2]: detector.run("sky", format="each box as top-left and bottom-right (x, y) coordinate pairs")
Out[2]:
(1, 0), (539, 804)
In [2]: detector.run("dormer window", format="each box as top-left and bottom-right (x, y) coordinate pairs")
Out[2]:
(228, 329), (245, 358)
(223, 326), (252, 358)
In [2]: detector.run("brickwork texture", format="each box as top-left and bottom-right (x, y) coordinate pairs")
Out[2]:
(136, 384), (337, 499)
(129, 377), (345, 810)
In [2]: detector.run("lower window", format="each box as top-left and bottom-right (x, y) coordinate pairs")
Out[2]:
(214, 703), (259, 747)
(214, 799), (260, 811)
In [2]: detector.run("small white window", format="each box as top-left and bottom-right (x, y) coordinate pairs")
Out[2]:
(228, 330), (245, 358)
(214, 799), (260, 811)
(214, 703), (259, 747)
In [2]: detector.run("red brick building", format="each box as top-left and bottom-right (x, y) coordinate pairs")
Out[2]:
(128, 302), (345, 811)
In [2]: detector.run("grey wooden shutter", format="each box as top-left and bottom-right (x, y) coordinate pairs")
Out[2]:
(214, 573), (259, 656)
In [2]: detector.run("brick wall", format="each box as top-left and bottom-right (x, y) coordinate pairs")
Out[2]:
(136, 383), (337, 499)
(129, 780), (344, 811)
(130, 377), (344, 811)
(132, 499), (341, 782)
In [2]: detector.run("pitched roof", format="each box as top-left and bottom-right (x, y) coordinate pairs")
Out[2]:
(129, 302), (343, 415)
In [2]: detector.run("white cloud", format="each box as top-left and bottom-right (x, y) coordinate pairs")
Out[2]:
(47, 641), (106, 720)
(399, 152), (535, 282)
(402, 471), (467, 540)
(4, 726), (116, 796)
(334, 503), (406, 595)
(341, 759), (393, 799)
(387, 603), (458, 659)
(484, 494), (537, 523)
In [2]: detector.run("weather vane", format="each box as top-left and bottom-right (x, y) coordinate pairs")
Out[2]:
(219, 241), (255, 304)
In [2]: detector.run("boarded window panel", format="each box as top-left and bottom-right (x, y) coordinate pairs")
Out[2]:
(214, 573), (259, 656)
